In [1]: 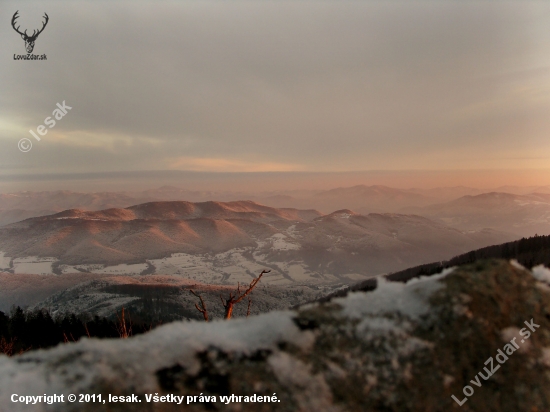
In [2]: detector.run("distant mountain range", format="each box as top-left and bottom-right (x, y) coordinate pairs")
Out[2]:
(2, 184), (550, 225)
(404, 192), (550, 237)
(2, 185), (549, 240)
(0, 200), (516, 285)
(0, 185), (435, 226)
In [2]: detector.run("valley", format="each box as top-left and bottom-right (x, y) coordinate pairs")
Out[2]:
(0, 197), (520, 317)
(0, 200), (516, 282)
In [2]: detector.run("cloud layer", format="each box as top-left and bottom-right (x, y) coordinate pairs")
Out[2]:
(1, 1), (550, 182)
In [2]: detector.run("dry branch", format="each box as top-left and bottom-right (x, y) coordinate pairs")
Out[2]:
(116, 307), (131, 339)
(0, 337), (16, 356)
(190, 289), (209, 322)
(221, 270), (270, 319)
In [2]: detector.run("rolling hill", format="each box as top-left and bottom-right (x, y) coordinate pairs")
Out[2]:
(0, 201), (516, 285)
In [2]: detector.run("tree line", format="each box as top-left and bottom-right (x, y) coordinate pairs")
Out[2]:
(0, 306), (151, 356)
(0, 269), (272, 355)
(318, 234), (550, 301)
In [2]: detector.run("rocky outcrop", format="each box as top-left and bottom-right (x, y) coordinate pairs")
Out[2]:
(1, 259), (550, 411)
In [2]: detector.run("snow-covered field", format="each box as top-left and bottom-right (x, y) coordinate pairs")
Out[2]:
(91, 263), (149, 275)
(12, 256), (57, 275)
(147, 249), (335, 286)
(269, 233), (301, 251)
(0, 244), (370, 288)
(0, 251), (10, 270)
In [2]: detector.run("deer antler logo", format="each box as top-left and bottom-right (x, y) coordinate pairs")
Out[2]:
(11, 11), (49, 54)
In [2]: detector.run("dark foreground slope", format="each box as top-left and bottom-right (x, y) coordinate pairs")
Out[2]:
(1, 259), (549, 411)
(323, 234), (550, 300)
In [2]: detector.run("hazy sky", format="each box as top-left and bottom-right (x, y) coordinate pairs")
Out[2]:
(1, 1), (550, 190)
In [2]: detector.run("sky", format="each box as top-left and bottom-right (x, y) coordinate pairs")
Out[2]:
(1, 1), (550, 191)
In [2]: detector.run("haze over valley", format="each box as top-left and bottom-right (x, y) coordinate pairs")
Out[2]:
(0, 184), (533, 316)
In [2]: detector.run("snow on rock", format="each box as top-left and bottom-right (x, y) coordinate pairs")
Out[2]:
(532, 264), (550, 284)
(1, 260), (550, 411)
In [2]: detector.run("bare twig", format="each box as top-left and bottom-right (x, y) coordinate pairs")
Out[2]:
(0, 337), (16, 356)
(246, 298), (252, 318)
(190, 290), (209, 322)
(221, 270), (270, 319)
(116, 307), (130, 339)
